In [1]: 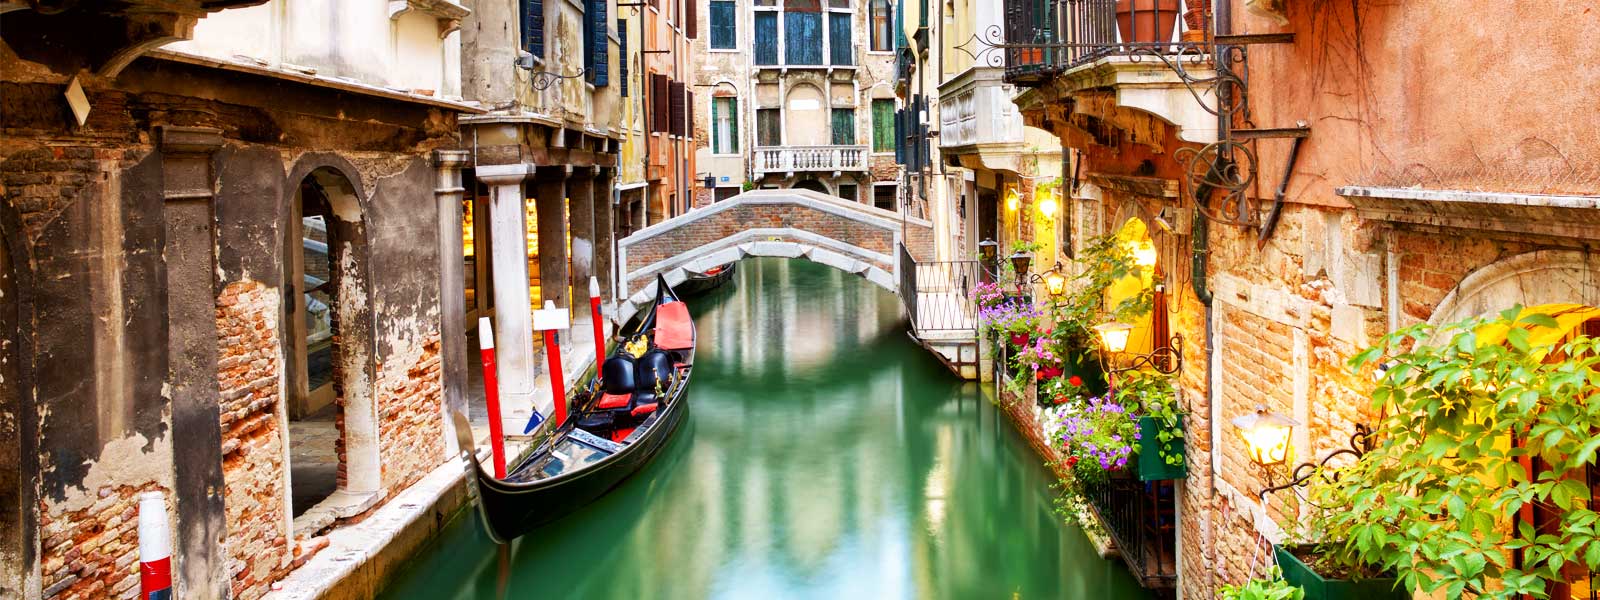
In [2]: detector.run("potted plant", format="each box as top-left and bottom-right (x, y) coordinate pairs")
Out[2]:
(1115, 370), (1185, 481)
(1291, 306), (1600, 600)
(1219, 568), (1304, 600)
(1271, 545), (1403, 600)
(1116, 0), (1181, 45)
(1051, 393), (1139, 474)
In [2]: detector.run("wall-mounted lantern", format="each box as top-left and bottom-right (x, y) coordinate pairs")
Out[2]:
(1093, 320), (1183, 375)
(1231, 405), (1299, 468)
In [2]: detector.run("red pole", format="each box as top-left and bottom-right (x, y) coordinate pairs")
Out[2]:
(544, 328), (566, 427)
(477, 317), (507, 478)
(589, 276), (606, 358)
(137, 491), (173, 600)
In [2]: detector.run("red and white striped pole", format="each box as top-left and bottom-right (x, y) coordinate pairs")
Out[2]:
(137, 491), (173, 600)
(533, 300), (572, 430)
(588, 276), (606, 357)
(477, 316), (507, 478)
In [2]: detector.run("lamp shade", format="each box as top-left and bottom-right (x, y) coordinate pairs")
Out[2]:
(1044, 268), (1067, 297)
(1231, 405), (1299, 467)
(1009, 252), (1033, 277)
(978, 238), (998, 262)
(1093, 321), (1133, 353)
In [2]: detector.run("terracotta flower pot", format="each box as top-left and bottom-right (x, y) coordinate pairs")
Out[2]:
(1010, 332), (1031, 347)
(1115, 0), (1181, 44)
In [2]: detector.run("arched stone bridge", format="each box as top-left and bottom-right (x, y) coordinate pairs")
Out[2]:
(616, 189), (935, 324)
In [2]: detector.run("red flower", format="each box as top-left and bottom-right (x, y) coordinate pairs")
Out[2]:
(1068, 375), (1084, 387)
(1065, 456), (1079, 467)
(1035, 370), (1044, 381)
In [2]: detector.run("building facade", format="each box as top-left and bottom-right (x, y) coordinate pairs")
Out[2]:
(1, 1), (477, 598)
(995, 0), (1600, 596)
(690, 0), (902, 209)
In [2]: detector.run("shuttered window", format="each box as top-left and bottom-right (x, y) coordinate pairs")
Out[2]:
(618, 20), (629, 96)
(585, 0), (609, 86)
(830, 108), (854, 145)
(710, 1), (737, 49)
(686, 90), (695, 139)
(828, 13), (852, 65)
(650, 74), (670, 133)
(784, 12), (823, 64)
(756, 108), (781, 146)
(872, 99), (894, 152)
(753, 12), (778, 64)
(686, 0), (698, 38)
(522, 0), (545, 59)
(713, 97), (739, 154)
(669, 81), (687, 137)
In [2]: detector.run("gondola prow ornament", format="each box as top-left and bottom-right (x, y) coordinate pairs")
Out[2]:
(532, 300), (572, 431)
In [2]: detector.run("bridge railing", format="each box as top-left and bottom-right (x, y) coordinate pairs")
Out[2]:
(752, 145), (869, 176)
(898, 243), (981, 336)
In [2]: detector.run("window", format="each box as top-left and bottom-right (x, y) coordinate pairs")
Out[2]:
(650, 74), (670, 133)
(869, 0), (891, 51)
(754, 12), (779, 64)
(617, 20), (629, 96)
(830, 108), (854, 145)
(710, 0), (737, 49)
(838, 183), (858, 202)
(712, 97), (739, 154)
(715, 187), (741, 202)
(522, 0), (545, 58)
(873, 184), (897, 210)
(756, 108), (781, 146)
(828, 13), (852, 65)
(670, 81), (687, 136)
(871, 99), (894, 152)
(784, 11), (823, 65)
(584, 0), (609, 85)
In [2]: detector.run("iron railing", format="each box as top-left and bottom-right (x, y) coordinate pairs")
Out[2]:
(999, 0), (1203, 85)
(1084, 475), (1178, 589)
(898, 244), (982, 336)
(752, 145), (869, 176)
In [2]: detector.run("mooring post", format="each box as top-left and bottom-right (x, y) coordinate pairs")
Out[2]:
(477, 317), (507, 478)
(534, 301), (573, 430)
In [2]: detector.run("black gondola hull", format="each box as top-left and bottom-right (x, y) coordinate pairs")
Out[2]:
(674, 262), (737, 297)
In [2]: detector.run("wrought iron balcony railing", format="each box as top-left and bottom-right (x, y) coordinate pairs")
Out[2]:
(1083, 475), (1178, 589)
(975, 0), (1207, 86)
(752, 145), (869, 176)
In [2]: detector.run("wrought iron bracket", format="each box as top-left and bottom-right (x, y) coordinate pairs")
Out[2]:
(1256, 424), (1375, 503)
(1106, 334), (1185, 376)
(530, 67), (587, 90)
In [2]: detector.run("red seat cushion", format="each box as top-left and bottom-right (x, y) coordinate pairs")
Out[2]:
(654, 301), (694, 350)
(595, 392), (631, 410)
(630, 403), (658, 417)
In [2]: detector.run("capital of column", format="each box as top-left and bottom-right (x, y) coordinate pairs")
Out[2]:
(476, 162), (536, 186)
(156, 125), (223, 157)
(433, 149), (470, 170)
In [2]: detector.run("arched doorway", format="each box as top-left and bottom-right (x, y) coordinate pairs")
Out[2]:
(284, 166), (380, 519)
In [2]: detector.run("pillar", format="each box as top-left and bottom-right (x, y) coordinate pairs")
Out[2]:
(433, 150), (470, 454)
(566, 168), (595, 322)
(594, 167), (616, 303)
(477, 163), (539, 429)
(157, 125), (228, 599)
(535, 169), (570, 345)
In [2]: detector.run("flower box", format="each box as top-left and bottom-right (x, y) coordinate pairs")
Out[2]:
(1136, 416), (1186, 481)
(1274, 545), (1407, 600)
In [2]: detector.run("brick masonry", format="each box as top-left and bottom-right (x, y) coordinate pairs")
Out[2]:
(376, 335), (446, 495)
(624, 202), (902, 272)
(37, 484), (167, 600)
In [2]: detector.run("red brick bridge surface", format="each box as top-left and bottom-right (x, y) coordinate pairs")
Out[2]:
(616, 189), (935, 323)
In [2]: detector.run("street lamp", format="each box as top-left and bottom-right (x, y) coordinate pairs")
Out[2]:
(1037, 188), (1058, 219)
(1231, 405), (1299, 468)
(1093, 321), (1133, 353)
(1009, 251), (1033, 279)
(1042, 266), (1067, 297)
(978, 239), (998, 283)
(1093, 320), (1183, 375)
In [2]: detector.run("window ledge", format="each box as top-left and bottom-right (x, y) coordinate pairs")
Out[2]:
(1338, 185), (1600, 240)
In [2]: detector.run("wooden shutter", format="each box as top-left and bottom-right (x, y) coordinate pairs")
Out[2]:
(686, 90), (696, 139)
(754, 12), (778, 65)
(618, 21), (629, 96)
(686, 0), (698, 39)
(669, 81), (686, 137)
(728, 97), (738, 152)
(651, 74), (670, 133)
(710, 1), (736, 49)
(522, 0), (544, 59)
(829, 13), (852, 65)
(831, 108), (854, 145)
(783, 12), (823, 65)
(586, 0), (609, 86)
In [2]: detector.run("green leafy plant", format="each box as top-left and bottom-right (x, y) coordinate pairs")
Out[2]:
(1119, 369), (1184, 468)
(1305, 306), (1600, 598)
(1009, 239), (1043, 255)
(1218, 568), (1304, 600)
(741, 180), (756, 191)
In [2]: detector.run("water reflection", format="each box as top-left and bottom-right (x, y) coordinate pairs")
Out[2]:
(381, 258), (1150, 600)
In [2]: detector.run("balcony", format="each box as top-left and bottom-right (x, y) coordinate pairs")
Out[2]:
(1002, 0), (1207, 86)
(752, 145), (869, 177)
(1084, 475), (1178, 589)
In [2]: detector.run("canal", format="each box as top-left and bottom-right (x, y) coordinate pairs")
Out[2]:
(380, 258), (1151, 599)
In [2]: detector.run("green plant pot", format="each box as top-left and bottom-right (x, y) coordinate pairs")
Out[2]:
(1136, 416), (1187, 481)
(1274, 545), (1407, 600)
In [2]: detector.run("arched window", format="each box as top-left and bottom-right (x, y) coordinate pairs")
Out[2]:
(870, 0), (892, 51)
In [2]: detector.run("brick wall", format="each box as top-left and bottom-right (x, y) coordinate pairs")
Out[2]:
(624, 202), (898, 269)
(215, 280), (290, 600)
(38, 484), (166, 599)
(377, 335), (445, 494)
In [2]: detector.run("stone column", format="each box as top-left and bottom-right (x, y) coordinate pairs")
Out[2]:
(593, 167), (616, 303)
(477, 163), (539, 428)
(157, 125), (228, 599)
(534, 169), (571, 346)
(566, 168), (595, 322)
(433, 150), (470, 454)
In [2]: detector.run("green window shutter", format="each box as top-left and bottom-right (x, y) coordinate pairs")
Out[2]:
(728, 97), (739, 152)
(831, 108), (855, 145)
(872, 100), (894, 152)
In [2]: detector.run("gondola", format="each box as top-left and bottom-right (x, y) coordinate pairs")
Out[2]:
(673, 261), (737, 297)
(472, 274), (696, 543)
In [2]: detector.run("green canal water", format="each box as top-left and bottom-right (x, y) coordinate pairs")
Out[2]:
(380, 258), (1151, 599)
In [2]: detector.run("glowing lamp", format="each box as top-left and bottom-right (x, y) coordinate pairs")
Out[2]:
(1093, 321), (1133, 354)
(1131, 241), (1157, 267)
(1231, 405), (1300, 467)
(1043, 268), (1067, 297)
(1006, 189), (1020, 211)
(1037, 190), (1058, 218)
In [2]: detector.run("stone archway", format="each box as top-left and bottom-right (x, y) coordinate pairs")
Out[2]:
(1427, 250), (1600, 328)
(784, 83), (828, 146)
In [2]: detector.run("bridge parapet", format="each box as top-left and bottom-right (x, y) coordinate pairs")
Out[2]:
(615, 189), (934, 324)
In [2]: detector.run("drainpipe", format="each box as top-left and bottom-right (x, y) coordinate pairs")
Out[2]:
(1201, 0), (1231, 596)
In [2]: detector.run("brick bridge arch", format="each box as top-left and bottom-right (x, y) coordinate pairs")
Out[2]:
(616, 189), (934, 324)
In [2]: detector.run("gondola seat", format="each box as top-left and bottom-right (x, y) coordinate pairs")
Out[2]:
(594, 355), (637, 410)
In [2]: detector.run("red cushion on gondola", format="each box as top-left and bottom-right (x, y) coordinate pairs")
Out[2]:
(630, 403), (658, 417)
(610, 427), (635, 442)
(654, 301), (693, 350)
(596, 392), (631, 409)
